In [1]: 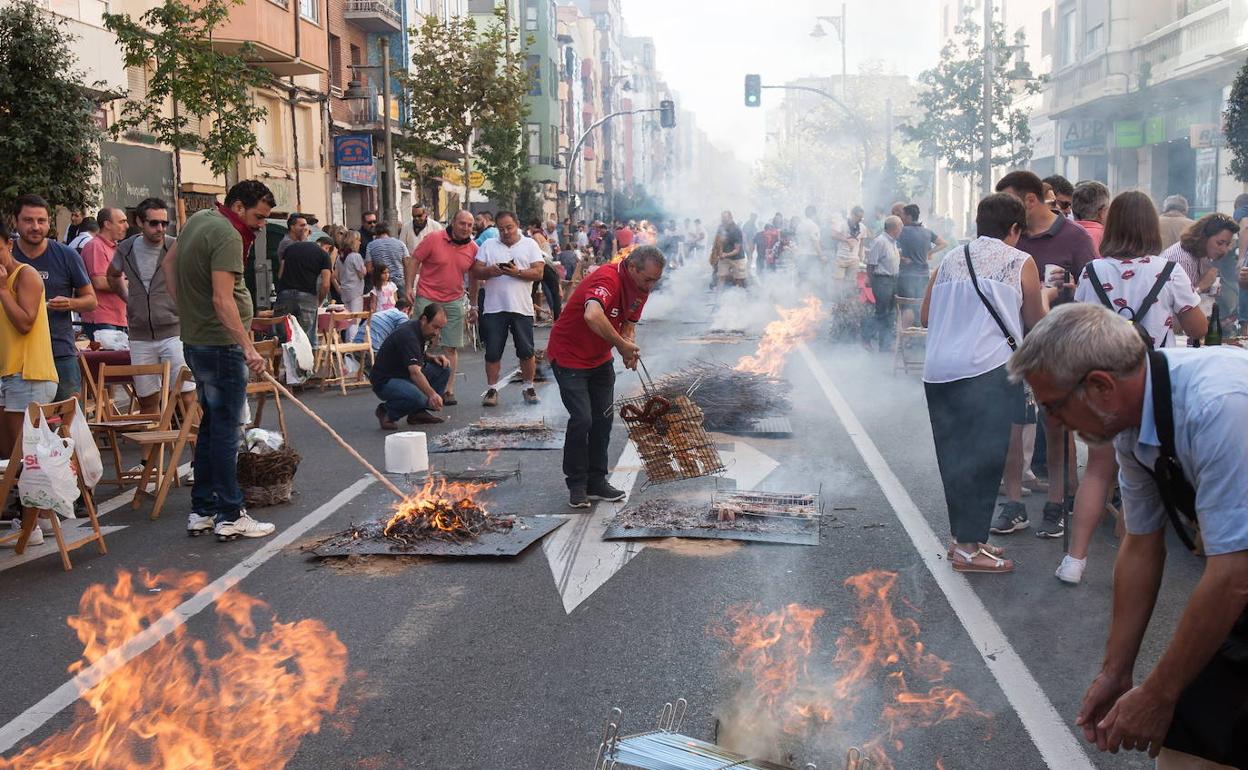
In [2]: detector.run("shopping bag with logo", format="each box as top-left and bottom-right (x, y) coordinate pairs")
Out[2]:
(17, 409), (80, 517)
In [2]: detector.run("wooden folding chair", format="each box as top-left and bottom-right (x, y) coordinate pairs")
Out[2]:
(246, 340), (288, 444)
(124, 367), (199, 520)
(322, 311), (374, 395)
(0, 399), (108, 570)
(89, 362), (170, 489)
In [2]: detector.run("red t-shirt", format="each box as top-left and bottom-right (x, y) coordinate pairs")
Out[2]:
(615, 227), (634, 248)
(547, 262), (647, 369)
(412, 230), (477, 302)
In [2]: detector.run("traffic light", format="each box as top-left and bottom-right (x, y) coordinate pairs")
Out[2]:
(659, 99), (676, 128)
(744, 74), (761, 107)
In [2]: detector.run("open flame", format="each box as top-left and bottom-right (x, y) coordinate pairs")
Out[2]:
(720, 570), (990, 769)
(0, 570), (347, 770)
(383, 475), (499, 542)
(735, 296), (826, 378)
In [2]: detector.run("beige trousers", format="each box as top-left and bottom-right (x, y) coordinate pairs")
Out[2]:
(1156, 748), (1237, 769)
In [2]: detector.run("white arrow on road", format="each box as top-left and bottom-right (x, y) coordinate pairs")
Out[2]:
(542, 440), (777, 613)
(719, 441), (778, 490)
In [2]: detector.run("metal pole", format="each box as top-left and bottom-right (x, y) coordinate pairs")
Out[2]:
(840, 3), (847, 100)
(981, 0), (994, 197)
(381, 36), (399, 228)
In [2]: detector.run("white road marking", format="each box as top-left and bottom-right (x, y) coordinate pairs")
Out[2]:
(0, 475), (375, 754)
(797, 343), (1095, 770)
(542, 441), (644, 614)
(482, 366), (522, 397)
(719, 441), (779, 490)
(0, 463), (192, 574)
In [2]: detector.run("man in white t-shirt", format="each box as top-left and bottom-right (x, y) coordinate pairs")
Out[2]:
(796, 205), (823, 282)
(471, 211), (546, 407)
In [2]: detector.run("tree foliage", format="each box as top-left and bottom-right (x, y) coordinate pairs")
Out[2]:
(477, 120), (527, 210)
(0, 1), (104, 214)
(104, 0), (270, 181)
(398, 9), (529, 203)
(1224, 57), (1248, 183)
(902, 16), (1040, 184)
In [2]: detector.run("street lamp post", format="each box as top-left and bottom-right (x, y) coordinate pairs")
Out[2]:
(812, 6), (847, 99)
(344, 37), (400, 228)
(981, 0), (994, 197)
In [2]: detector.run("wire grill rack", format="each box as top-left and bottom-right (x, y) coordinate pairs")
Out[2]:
(709, 488), (822, 522)
(614, 361), (725, 488)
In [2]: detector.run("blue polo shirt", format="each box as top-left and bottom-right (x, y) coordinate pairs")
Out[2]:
(14, 239), (91, 358)
(1115, 346), (1248, 555)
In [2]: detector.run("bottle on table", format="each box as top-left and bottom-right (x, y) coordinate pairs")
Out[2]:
(1204, 303), (1223, 347)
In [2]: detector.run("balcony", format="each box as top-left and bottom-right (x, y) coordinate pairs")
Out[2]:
(213, 0), (328, 76)
(1134, 0), (1234, 83)
(344, 0), (402, 33)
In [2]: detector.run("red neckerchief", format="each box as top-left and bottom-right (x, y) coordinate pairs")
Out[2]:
(216, 202), (257, 258)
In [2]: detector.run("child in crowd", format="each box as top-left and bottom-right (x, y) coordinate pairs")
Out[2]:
(370, 264), (397, 311)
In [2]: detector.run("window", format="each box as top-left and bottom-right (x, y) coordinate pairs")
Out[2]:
(257, 94), (288, 167)
(549, 56), (557, 96)
(299, 0), (317, 22)
(550, 125), (559, 166)
(527, 54), (541, 95)
(1084, 22), (1105, 54)
(350, 43), (362, 67)
(329, 35), (343, 89)
(1041, 9), (1052, 57)
(468, 0), (494, 10)
(526, 123), (541, 163)
(124, 66), (153, 136)
(296, 105), (318, 169)
(1058, 5), (1076, 66)
(525, 0), (537, 31)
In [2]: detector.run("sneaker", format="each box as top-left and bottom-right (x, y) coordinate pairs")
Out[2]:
(406, 411), (447, 425)
(187, 512), (214, 537)
(376, 404), (398, 431)
(587, 482), (627, 502)
(1035, 502), (1066, 539)
(989, 501), (1030, 534)
(1056, 554), (1087, 584)
(214, 511), (276, 541)
(2, 520), (44, 547)
(482, 388), (499, 407)
(569, 489), (591, 509)
(522, 387), (540, 405)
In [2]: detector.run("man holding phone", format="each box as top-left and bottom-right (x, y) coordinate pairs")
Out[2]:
(471, 211), (546, 407)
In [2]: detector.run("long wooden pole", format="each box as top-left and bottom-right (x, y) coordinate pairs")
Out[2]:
(261, 372), (407, 500)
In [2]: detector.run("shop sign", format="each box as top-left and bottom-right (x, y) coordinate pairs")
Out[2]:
(100, 142), (175, 208)
(333, 134), (373, 167)
(1061, 119), (1108, 156)
(1189, 123), (1226, 149)
(1145, 116), (1167, 145)
(338, 162), (379, 188)
(1194, 147), (1218, 211)
(1114, 121), (1144, 149)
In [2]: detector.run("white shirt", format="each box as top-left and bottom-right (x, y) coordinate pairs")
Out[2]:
(923, 236), (1030, 384)
(866, 232), (900, 276)
(476, 235), (545, 316)
(399, 217), (444, 254)
(1075, 255), (1199, 349)
(796, 217), (821, 256)
(68, 232), (93, 252)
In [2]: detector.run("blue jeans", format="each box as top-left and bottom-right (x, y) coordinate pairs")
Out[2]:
(54, 355), (81, 402)
(184, 344), (248, 523)
(372, 362), (450, 420)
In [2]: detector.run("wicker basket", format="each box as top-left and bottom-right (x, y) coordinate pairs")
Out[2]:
(237, 447), (300, 508)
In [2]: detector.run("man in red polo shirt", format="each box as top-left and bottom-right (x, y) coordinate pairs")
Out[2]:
(411, 209), (478, 405)
(547, 245), (666, 509)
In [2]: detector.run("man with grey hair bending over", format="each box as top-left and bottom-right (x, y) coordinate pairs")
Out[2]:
(1009, 302), (1248, 770)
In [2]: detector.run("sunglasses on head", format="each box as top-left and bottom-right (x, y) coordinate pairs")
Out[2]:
(1204, 214), (1235, 235)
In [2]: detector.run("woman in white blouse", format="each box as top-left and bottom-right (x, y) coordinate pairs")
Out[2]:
(921, 193), (1047, 574)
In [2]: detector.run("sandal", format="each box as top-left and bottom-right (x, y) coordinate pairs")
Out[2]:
(951, 547), (1014, 574)
(947, 542), (1004, 559)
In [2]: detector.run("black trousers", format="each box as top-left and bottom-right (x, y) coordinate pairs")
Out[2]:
(552, 360), (615, 491)
(540, 264), (562, 320)
(924, 366), (1017, 544)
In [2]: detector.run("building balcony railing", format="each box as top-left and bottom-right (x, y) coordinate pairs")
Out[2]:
(344, 0), (402, 33)
(1135, 1), (1231, 77)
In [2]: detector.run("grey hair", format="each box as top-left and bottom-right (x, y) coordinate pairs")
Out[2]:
(1008, 304), (1147, 387)
(626, 244), (667, 270)
(1162, 194), (1189, 214)
(1072, 181), (1110, 221)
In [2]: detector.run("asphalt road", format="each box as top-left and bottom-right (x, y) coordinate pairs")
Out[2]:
(0, 270), (1205, 770)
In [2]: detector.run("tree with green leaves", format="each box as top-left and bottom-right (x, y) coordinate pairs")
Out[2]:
(477, 120), (527, 210)
(398, 8), (529, 206)
(104, 0), (270, 223)
(0, 1), (104, 215)
(1224, 58), (1248, 183)
(902, 16), (1039, 189)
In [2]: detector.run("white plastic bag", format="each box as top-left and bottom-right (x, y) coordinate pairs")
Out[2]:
(18, 410), (80, 516)
(281, 343), (307, 386)
(93, 329), (130, 350)
(69, 401), (103, 489)
(286, 315), (314, 373)
(244, 428), (284, 454)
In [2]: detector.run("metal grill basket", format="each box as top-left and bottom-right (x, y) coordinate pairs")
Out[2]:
(614, 360), (725, 487)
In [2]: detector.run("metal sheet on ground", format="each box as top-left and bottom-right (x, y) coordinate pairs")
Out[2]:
(602, 522), (818, 546)
(715, 416), (793, 437)
(310, 515), (567, 558)
(429, 429), (565, 452)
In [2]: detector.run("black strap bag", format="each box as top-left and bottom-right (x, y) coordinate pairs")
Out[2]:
(1084, 261), (1176, 349)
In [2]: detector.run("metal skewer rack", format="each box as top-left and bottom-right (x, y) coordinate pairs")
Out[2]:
(592, 699), (819, 770)
(709, 487), (823, 522)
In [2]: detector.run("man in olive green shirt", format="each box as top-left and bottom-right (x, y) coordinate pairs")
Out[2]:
(165, 180), (277, 542)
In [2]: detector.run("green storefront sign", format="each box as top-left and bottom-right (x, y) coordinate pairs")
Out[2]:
(1114, 121), (1144, 149)
(1145, 116), (1167, 145)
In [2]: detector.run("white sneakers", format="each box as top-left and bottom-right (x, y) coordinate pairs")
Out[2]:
(213, 511), (276, 542)
(2, 519), (44, 547)
(1056, 554), (1087, 585)
(187, 513), (214, 536)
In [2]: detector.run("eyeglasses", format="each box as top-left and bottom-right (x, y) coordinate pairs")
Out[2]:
(1056, 200), (1073, 211)
(1037, 371), (1091, 415)
(144, 219), (169, 227)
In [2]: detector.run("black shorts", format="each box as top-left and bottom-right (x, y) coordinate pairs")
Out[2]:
(481, 311), (535, 363)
